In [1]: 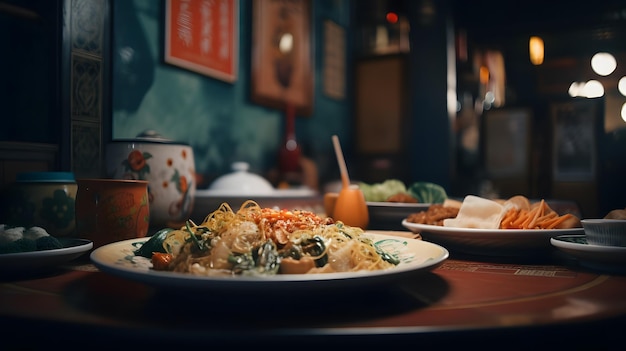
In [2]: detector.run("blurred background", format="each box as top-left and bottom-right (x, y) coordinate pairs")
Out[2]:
(1, 0), (625, 219)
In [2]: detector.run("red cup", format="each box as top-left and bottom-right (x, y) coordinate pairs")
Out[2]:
(75, 179), (150, 248)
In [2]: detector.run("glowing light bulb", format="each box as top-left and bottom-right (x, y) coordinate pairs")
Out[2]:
(582, 80), (604, 98)
(279, 33), (293, 54)
(529, 36), (544, 65)
(618, 77), (626, 97)
(591, 52), (617, 76)
(568, 82), (582, 97)
(386, 12), (399, 24)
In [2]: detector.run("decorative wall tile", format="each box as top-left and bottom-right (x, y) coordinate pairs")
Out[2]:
(71, 53), (101, 120)
(69, 0), (106, 177)
(71, 120), (101, 177)
(71, 0), (104, 56)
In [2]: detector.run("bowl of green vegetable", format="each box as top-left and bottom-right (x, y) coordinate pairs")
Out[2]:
(358, 179), (448, 230)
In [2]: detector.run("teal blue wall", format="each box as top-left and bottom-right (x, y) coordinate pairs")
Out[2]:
(112, 0), (353, 188)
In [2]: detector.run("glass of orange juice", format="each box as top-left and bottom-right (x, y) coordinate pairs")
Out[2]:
(332, 184), (369, 229)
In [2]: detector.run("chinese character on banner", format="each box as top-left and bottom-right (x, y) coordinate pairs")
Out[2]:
(165, 0), (238, 83)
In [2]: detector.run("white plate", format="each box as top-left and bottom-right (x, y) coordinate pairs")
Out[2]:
(551, 235), (626, 273)
(367, 202), (430, 231)
(0, 238), (93, 272)
(402, 220), (585, 256)
(90, 233), (448, 293)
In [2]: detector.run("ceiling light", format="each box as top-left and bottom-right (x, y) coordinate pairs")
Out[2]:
(568, 82), (583, 97)
(582, 80), (604, 98)
(529, 36), (544, 65)
(618, 77), (626, 96)
(591, 52), (617, 76)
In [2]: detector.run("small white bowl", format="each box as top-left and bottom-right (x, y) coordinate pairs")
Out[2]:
(581, 219), (626, 247)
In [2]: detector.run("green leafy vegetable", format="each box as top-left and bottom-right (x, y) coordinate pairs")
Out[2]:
(133, 227), (175, 258)
(229, 240), (281, 276)
(358, 179), (408, 202)
(407, 182), (448, 204)
(185, 221), (203, 251)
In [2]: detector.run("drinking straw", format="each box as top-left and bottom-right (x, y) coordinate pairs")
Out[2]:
(332, 135), (350, 189)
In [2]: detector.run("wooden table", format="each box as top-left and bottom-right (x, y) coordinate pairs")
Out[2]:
(1, 231), (625, 349)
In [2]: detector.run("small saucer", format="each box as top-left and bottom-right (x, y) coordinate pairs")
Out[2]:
(550, 235), (626, 273)
(0, 238), (93, 273)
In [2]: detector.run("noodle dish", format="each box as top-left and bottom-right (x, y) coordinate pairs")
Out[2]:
(134, 201), (400, 276)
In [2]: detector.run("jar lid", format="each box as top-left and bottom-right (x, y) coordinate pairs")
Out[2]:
(110, 130), (190, 146)
(16, 172), (76, 183)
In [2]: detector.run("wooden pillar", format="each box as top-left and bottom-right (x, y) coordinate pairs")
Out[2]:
(406, 0), (455, 190)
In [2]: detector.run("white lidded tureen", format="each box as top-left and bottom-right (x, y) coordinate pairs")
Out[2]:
(208, 162), (274, 196)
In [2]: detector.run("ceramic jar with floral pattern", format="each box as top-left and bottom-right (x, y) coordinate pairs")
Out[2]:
(1, 172), (77, 237)
(105, 132), (196, 229)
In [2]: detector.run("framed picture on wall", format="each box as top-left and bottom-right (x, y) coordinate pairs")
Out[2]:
(323, 20), (346, 100)
(251, 0), (313, 116)
(164, 0), (238, 83)
(551, 99), (599, 181)
(484, 108), (531, 178)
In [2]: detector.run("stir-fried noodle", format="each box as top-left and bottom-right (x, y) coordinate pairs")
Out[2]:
(146, 200), (397, 276)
